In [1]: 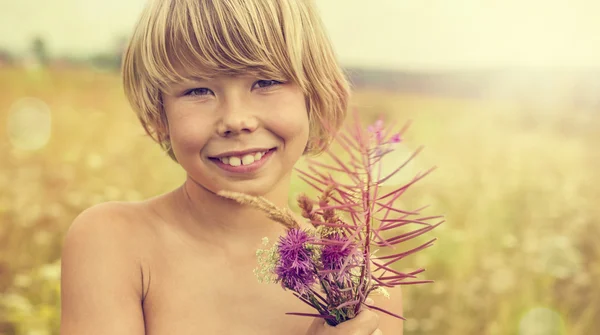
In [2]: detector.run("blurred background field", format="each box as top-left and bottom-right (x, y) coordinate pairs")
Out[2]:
(1, 65), (599, 335)
(2, 1), (600, 334)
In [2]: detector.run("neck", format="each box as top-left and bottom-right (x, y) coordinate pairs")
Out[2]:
(168, 175), (292, 247)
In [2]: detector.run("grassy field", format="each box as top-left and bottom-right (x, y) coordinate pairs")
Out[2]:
(0, 67), (598, 334)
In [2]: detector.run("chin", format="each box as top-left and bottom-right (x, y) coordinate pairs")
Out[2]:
(216, 177), (286, 197)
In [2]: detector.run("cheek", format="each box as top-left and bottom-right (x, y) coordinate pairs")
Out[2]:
(271, 112), (309, 140)
(168, 113), (211, 154)
(266, 94), (310, 142)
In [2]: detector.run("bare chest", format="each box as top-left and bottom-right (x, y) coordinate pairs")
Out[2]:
(142, 245), (314, 335)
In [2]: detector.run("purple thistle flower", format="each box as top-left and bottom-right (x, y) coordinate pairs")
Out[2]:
(322, 234), (357, 272)
(275, 228), (316, 293)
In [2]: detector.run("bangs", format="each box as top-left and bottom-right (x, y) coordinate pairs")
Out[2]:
(140, 0), (307, 89)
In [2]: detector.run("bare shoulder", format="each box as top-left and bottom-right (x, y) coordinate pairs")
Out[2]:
(66, 201), (149, 239)
(62, 201), (152, 270)
(60, 201), (151, 334)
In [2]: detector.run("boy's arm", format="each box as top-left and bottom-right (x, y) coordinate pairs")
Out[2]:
(60, 203), (146, 334)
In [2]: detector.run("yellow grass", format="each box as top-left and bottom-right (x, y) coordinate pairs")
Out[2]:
(0, 67), (598, 334)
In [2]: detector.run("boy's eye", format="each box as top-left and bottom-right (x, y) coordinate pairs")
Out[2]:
(253, 80), (283, 89)
(185, 88), (213, 96)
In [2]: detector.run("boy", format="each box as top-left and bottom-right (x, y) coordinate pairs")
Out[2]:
(60, 0), (402, 334)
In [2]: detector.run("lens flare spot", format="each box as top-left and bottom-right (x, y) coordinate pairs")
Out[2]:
(7, 97), (52, 151)
(519, 307), (565, 335)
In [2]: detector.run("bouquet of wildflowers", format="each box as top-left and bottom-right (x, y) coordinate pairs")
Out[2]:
(219, 112), (442, 326)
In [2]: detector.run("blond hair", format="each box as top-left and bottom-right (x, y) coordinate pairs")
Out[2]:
(122, 0), (350, 161)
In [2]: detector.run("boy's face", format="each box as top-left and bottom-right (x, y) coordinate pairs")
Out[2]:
(162, 75), (309, 197)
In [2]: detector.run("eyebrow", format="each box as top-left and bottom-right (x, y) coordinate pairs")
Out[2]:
(181, 75), (212, 82)
(165, 75), (211, 90)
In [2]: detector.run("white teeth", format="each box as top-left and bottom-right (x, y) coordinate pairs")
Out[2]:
(228, 156), (241, 167)
(241, 154), (255, 165)
(217, 150), (268, 167)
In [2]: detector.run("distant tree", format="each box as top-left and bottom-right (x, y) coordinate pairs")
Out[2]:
(88, 35), (130, 71)
(31, 36), (49, 66)
(89, 53), (121, 70)
(0, 47), (14, 65)
(114, 35), (129, 68)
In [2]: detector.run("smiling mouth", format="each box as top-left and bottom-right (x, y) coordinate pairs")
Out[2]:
(209, 148), (276, 167)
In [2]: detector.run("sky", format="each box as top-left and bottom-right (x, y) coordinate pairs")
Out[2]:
(1, 0), (600, 70)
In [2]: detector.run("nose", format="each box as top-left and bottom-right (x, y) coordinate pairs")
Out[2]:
(216, 99), (259, 137)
